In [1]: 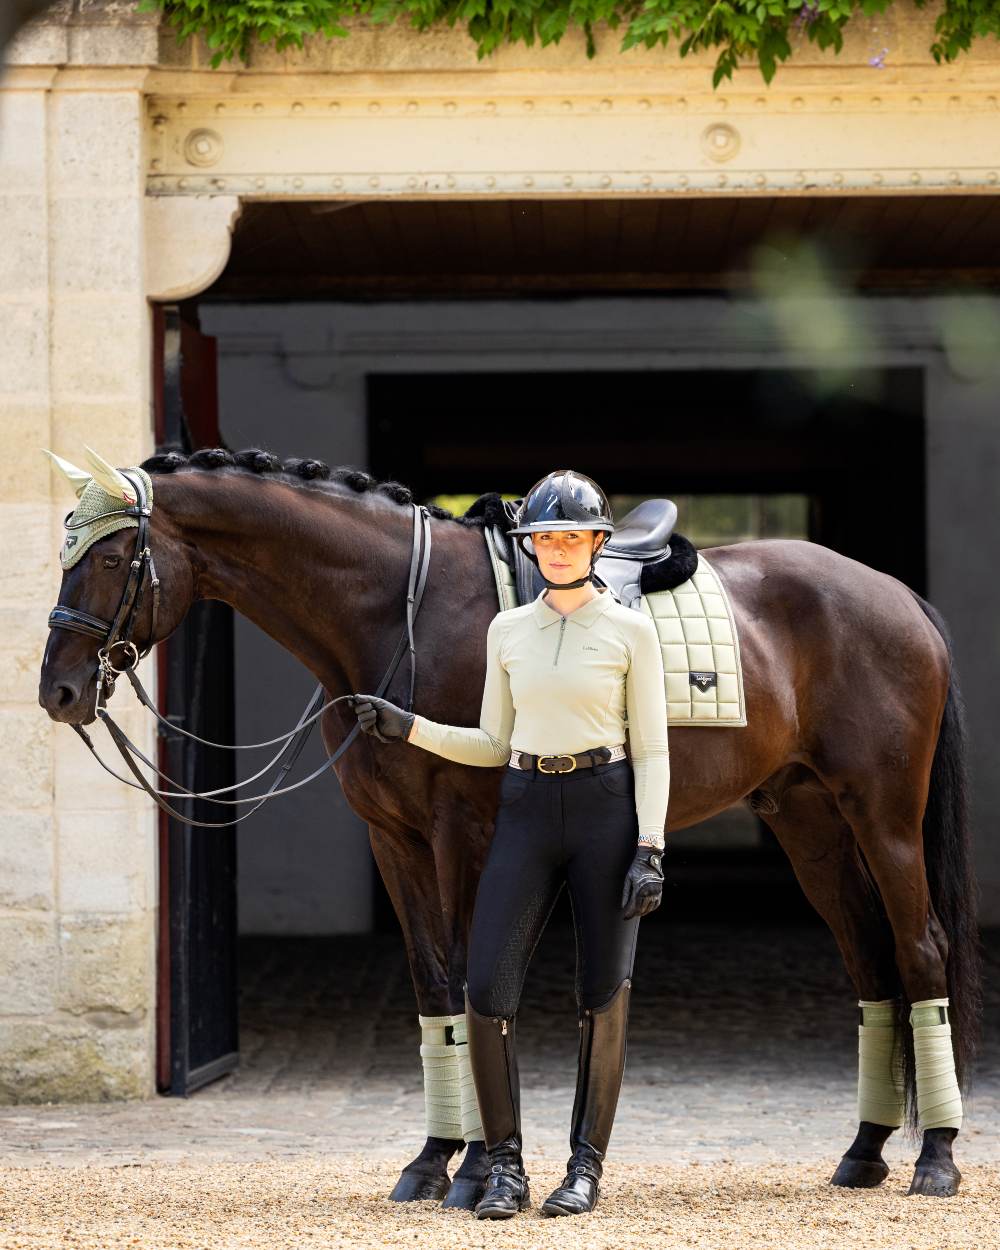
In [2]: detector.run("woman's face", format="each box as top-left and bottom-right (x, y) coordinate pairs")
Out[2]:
(532, 529), (606, 585)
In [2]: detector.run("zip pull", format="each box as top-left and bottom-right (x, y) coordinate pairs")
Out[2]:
(501, 1018), (508, 1036)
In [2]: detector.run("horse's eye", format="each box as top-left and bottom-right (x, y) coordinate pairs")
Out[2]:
(102, 555), (122, 569)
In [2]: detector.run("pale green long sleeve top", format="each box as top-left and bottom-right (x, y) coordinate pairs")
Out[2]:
(408, 587), (670, 847)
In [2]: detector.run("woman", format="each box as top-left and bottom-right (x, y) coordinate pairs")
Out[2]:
(348, 469), (670, 1220)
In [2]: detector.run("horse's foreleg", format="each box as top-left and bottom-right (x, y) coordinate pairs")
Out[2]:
(427, 811), (493, 1211)
(758, 777), (902, 1189)
(368, 824), (465, 1202)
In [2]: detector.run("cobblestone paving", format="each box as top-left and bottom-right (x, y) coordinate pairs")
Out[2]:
(2, 921), (997, 1173)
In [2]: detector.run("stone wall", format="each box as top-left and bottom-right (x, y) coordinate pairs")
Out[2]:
(0, 52), (156, 1099)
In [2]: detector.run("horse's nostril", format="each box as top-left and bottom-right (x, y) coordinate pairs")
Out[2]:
(55, 685), (77, 709)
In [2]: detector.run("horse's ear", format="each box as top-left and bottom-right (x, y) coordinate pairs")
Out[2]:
(43, 449), (91, 499)
(83, 445), (137, 505)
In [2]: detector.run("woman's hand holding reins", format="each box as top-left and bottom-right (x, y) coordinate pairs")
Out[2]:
(347, 694), (415, 744)
(621, 845), (664, 920)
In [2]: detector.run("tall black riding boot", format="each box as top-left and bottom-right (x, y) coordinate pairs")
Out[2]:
(541, 976), (631, 1217)
(463, 985), (531, 1220)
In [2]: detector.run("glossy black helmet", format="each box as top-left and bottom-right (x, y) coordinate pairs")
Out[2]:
(508, 469), (615, 537)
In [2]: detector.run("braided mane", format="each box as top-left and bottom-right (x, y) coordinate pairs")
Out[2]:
(140, 447), (500, 526)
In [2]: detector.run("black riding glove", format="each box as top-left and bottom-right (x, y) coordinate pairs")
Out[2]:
(621, 845), (664, 920)
(347, 693), (415, 744)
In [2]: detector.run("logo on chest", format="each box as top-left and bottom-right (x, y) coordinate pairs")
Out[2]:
(582, 645), (599, 653)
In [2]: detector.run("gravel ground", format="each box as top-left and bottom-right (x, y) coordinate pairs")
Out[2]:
(2, 1157), (999, 1250)
(1, 921), (997, 1247)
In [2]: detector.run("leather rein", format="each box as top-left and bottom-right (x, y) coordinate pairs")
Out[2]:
(47, 469), (434, 828)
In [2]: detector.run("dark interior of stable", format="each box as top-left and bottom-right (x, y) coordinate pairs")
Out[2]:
(157, 194), (938, 1092)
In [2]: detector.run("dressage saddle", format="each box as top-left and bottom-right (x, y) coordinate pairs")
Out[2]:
(494, 497), (678, 610)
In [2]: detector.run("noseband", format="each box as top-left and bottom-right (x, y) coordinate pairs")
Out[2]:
(46, 472), (433, 828)
(47, 469), (159, 695)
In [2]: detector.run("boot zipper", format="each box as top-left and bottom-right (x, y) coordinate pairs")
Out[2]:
(553, 617), (566, 668)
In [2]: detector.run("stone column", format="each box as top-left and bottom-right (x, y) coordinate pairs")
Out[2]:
(0, 54), (157, 1098)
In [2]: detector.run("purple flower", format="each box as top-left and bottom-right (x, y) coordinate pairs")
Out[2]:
(795, 1), (819, 27)
(868, 46), (889, 68)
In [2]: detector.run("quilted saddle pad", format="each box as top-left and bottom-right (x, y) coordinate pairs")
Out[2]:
(484, 529), (747, 728)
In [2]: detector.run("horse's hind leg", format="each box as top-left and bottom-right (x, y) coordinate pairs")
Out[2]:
(826, 768), (964, 1197)
(756, 772), (902, 1189)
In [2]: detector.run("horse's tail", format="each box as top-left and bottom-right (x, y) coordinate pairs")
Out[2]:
(896, 590), (983, 1133)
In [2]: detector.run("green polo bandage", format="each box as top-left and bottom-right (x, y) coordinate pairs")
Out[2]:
(910, 997), (964, 1130)
(451, 1012), (485, 1142)
(418, 1014), (462, 1140)
(857, 998), (905, 1127)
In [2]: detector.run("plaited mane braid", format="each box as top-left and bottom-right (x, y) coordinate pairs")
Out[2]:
(138, 447), (492, 526)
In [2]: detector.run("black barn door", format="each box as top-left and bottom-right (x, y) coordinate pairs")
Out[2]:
(154, 302), (239, 1095)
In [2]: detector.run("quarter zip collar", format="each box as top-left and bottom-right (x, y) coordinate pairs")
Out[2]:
(532, 586), (613, 630)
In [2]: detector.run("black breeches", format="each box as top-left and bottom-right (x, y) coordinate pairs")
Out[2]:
(465, 758), (642, 1018)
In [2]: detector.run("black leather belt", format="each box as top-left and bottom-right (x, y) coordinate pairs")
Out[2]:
(509, 745), (624, 774)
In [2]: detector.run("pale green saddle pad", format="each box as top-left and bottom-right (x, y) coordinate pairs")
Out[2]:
(483, 529), (747, 727)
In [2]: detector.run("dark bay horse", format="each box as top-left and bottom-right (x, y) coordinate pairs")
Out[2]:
(38, 449), (981, 1202)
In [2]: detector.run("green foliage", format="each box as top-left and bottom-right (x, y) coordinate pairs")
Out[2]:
(135, 0), (996, 84)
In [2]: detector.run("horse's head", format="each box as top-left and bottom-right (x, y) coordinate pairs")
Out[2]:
(39, 448), (193, 725)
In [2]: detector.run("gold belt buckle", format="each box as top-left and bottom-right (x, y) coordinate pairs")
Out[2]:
(537, 753), (577, 774)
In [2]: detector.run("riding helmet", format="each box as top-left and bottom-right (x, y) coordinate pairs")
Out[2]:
(508, 469), (615, 590)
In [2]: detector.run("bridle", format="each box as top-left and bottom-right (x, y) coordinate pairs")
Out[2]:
(47, 469), (160, 696)
(46, 469), (434, 828)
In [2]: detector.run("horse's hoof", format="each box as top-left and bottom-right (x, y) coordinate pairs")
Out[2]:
(439, 1176), (487, 1210)
(388, 1167), (452, 1202)
(830, 1156), (890, 1188)
(907, 1164), (961, 1197)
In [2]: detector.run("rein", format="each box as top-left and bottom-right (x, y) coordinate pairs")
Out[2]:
(47, 472), (433, 828)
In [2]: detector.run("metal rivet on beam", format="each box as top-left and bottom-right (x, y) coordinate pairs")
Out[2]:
(215, 102), (225, 114)
(872, 172), (884, 185)
(792, 96), (804, 109)
(831, 96), (842, 108)
(253, 102), (263, 113)
(832, 172), (844, 186)
(910, 171), (921, 184)
(600, 99), (612, 111)
(564, 175), (574, 187)
(676, 97), (688, 111)
(444, 101), (456, 113)
(562, 100), (573, 112)
(601, 175), (612, 187)
(523, 175), (534, 187)
(329, 102), (340, 112)
(292, 102), (303, 114)
(678, 174), (689, 188)
(407, 101), (418, 112)
(485, 101), (497, 113)
(255, 178), (264, 189)
(641, 174), (652, 187)
(369, 176), (380, 188)
(332, 177), (343, 188)
(177, 101), (187, 113)
(910, 96), (922, 107)
(178, 177), (187, 189)
(368, 102), (381, 113)
(949, 171), (961, 184)
(523, 100), (535, 112)
(485, 176), (496, 188)
(446, 175), (456, 188)
(754, 173), (766, 188)
(294, 177), (303, 189)
(754, 97), (766, 109)
(639, 99), (651, 110)
(987, 171), (998, 184)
